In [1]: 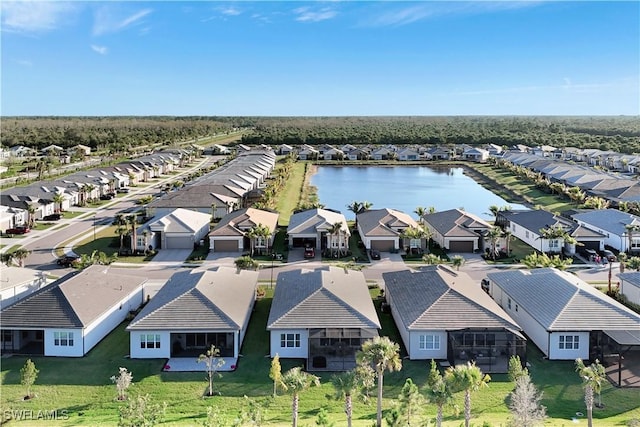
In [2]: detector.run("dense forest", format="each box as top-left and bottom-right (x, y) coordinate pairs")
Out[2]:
(2, 116), (639, 154)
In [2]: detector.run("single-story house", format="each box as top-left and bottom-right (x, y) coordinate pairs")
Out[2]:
(571, 209), (640, 253)
(287, 208), (350, 251)
(127, 267), (258, 365)
(617, 272), (640, 306)
(357, 208), (422, 252)
(0, 266), (146, 357)
(0, 205), (27, 231)
(422, 209), (491, 252)
(266, 267), (380, 371)
(298, 148), (319, 160)
(136, 208), (210, 251)
(383, 267), (525, 373)
(0, 266), (49, 309)
(486, 268), (640, 363)
(209, 208), (279, 253)
(462, 147), (490, 162)
(397, 148), (420, 161)
(496, 209), (606, 254)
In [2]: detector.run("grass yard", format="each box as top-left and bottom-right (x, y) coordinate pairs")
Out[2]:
(468, 163), (575, 214)
(275, 162), (307, 226)
(2, 289), (638, 426)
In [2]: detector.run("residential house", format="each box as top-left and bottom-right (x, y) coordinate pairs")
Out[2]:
(0, 266), (48, 309)
(41, 145), (64, 156)
(462, 147), (489, 162)
(298, 147), (319, 161)
(346, 148), (370, 161)
(383, 267), (525, 373)
(323, 148), (344, 161)
(496, 209), (606, 254)
(427, 146), (454, 160)
(136, 208), (211, 251)
(287, 208), (350, 253)
(0, 205), (27, 231)
(266, 267), (380, 371)
(357, 208), (421, 252)
(8, 146), (36, 157)
(278, 144), (294, 155)
(209, 208), (279, 253)
(0, 266), (146, 357)
(571, 209), (640, 253)
(68, 144), (91, 156)
(422, 209), (491, 252)
(486, 268), (640, 371)
(397, 148), (420, 161)
(617, 272), (640, 306)
(127, 267), (258, 367)
(485, 144), (503, 156)
(371, 147), (395, 161)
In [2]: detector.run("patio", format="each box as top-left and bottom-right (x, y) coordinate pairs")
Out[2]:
(162, 356), (239, 372)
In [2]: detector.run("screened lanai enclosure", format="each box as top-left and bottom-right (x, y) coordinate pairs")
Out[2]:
(308, 327), (378, 371)
(449, 328), (527, 373)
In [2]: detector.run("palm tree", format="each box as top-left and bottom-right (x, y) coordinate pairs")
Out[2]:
(328, 222), (343, 258)
(451, 255), (466, 271)
(116, 226), (129, 254)
(280, 367), (320, 427)
(52, 192), (65, 213)
(414, 206), (427, 223)
(539, 225), (569, 254)
(624, 224), (640, 254)
(401, 226), (429, 254)
(445, 362), (491, 427)
(12, 248), (31, 267)
(503, 229), (513, 256)
(422, 253), (444, 265)
(424, 360), (453, 427)
(331, 366), (375, 427)
(485, 226), (502, 260)
(249, 223), (272, 256)
(487, 205), (500, 221)
(583, 196), (610, 210)
(356, 336), (402, 427)
(575, 358), (607, 427)
(26, 204), (37, 227)
(127, 213), (138, 253)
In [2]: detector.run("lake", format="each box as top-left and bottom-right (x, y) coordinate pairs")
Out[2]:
(310, 165), (527, 220)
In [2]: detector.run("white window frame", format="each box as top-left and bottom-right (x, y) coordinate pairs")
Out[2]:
(140, 334), (161, 349)
(280, 333), (301, 348)
(54, 331), (74, 347)
(409, 238), (421, 249)
(559, 335), (580, 350)
(418, 334), (440, 350)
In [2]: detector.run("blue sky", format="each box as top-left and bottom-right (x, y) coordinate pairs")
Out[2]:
(1, 1), (638, 116)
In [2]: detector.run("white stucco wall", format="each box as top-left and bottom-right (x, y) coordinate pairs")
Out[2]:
(490, 282), (550, 357)
(269, 329), (308, 358)
(548, 331), (590, 360)
(573, 219), (625, 252)
(620, 282), (640, 305)
(408, 330), (448, 360)
(44, 328), (83, 357)
(84, 286), (144, 354)
(129, 331), (171, 359)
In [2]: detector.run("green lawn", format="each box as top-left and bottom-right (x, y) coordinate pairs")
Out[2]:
(2, 291), (638, 426)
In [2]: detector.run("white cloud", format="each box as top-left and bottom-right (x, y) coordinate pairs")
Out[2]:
(14, 59), (33, 67)
(293, 6), (338, 23)
(1, 1), (77, 33)
(93, 6), (152, 36)
(219, 6), (241, 16)
(91, 45), (108, 55)
(360, 1), (542, 28)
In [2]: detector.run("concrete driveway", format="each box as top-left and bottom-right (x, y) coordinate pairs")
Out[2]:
(205, 251), (239, 266)
(150, 249), (192, 263)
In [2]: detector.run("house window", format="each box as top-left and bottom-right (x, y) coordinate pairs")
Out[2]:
(632, 238), (640, 250)
(549, 240), (559, 249)
(280, 333), (301, 348)
(559, 335), (580, 350)
(419, 335), (440, 350)
(140, 334), (161, 349)
(53, 331), (74, 347)
(409, 239), (421, 248)
(256, 236), (266, 247)
(525, 231), (529, 238)
(512, 224), (517, 232)
(2, 330), (12, 343)
(507, 298), (512, 310)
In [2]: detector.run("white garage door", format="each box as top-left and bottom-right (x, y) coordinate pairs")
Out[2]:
(165, 235), (193, 249)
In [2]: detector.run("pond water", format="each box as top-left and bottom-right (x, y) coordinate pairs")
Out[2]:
(310, 166), (527, 221)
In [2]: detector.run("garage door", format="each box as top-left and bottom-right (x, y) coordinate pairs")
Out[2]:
(292, 238), (316, 248)
(370, 240), (394, 251)
(580, 241), (601, 250)
(213, 240), (239, 252)
(449, 240), (474, 252)
(165, 236), (194, 249)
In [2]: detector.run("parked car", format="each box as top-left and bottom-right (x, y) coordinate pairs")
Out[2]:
(602, 249), (617, 262)
(304, 246), (315, 259)
(370, 249), (381, 260)
(6, 226), (30, 235)
(582, 248), (597, 261)
(117, 188), (130, 193)
(43, 213), (62, 221)
(99, 194), (114, 200)
(56, 255), (80, 267)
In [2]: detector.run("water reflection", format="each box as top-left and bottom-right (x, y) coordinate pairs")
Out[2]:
(310, 166), (527, 220)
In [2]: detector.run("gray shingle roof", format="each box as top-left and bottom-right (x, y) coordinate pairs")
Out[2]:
(487, 268), (640, 331)
(1, 266), (147, 328)
(147, 208), (210, 233)
(210, 208), (279, 237)
(357, 208), (418, 237)
(571, 209), (640, 236)
(287, 209), (350, 236)
(127, 267), (258, 331)
(267, 267), (380, 330)
(618, 272), (640, 290)
(383, 267), (521, 332)
(422, 209), (490, 237)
